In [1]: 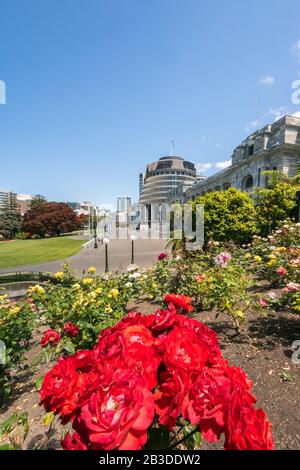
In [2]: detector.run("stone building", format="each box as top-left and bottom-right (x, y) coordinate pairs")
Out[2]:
(176, 115), (300, 202)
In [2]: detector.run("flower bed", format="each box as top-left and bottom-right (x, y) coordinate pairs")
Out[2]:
(40, 295), (274, 450)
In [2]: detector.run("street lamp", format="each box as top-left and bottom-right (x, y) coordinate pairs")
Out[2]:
(103, 237), (110, 272)
(94, 208), (98, 249)
(130, 234), (136, 265)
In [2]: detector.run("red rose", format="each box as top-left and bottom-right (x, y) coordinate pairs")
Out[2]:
(182, 367), (232, 442)
(40, 352), (102, 418)
(77, 369), (154, 450)
(164, 294), (193, 313)
(64, 322), (79, 337)
(122, 324), (154, 348)
(93, 330), (126, 373)
(175, 315), (222, 366)
(158, 252), (168, 260)
(155, 368), (190, 429)
(125, 342), (161, 390)
(41, 329), (61, 348)
(147, 307), (177, 333)
(40, 356), (79, 416)
(276, 266), (287, 276)
(164, 327), (208, 372)
(61, 431), (88, 450)
(224, 389), (274, 450)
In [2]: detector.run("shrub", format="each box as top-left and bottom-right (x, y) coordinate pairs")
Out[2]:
(194, 188), (257, 245)
(254, 180), (297, 237)
(32, 270), (131, 351)
(0, 294), (37, 405)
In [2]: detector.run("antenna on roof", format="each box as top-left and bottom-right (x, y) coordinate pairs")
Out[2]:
(170, 140), (174, 156)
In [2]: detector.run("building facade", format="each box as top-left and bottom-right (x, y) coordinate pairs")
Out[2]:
(181, 115), (300, 202)
(139, 155), (197, 205)
(16, 193), (33, 215)
(0, 189), (17, 212)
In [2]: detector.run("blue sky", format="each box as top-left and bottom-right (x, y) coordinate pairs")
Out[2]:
(0, 0), (300, 206)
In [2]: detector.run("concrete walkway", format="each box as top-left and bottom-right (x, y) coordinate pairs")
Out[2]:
(0, 239), (168, 277)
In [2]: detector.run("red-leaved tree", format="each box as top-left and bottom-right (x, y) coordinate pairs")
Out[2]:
(22, 202), (81, 237)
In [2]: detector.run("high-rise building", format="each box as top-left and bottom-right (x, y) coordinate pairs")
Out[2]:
(139, 173), (144, 196)
(0, 189), (17, 212)
(117, 197), (131, 212)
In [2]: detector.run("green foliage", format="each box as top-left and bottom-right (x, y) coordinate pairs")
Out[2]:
(245, 222), (300, 287)
(136, 251), (252, 328)
(0, 295), (37, 406)
(33, 268), (131, 350)
(29, 194), (47, 209)
(254, 177), (297, 236)
(194, 188), (257, 245)
(0, 203), (22, 239)
(0, 412), (29, 449)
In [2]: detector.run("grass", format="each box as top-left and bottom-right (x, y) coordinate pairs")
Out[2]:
(0, 237), (84, 269)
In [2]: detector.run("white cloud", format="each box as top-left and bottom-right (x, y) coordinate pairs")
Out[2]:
(195, 160), (231, 174)
(292, 39), (300, 62)
(292, 110), (300, 118)
(268, 106), (289, 121)
(259, 75), (274, 86)
(196, 163), (212, 173)
(214, 159), (231, 170)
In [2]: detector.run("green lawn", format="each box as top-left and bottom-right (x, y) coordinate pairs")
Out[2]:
(0, 237), (84, 269)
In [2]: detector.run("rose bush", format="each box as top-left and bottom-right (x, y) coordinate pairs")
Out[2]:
(40, 295), (274, 450)
(32, 267), (132, 350)
(0, 293), (37, 405)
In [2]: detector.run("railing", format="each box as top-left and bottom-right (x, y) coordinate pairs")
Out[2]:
(0, 271), (54, 285)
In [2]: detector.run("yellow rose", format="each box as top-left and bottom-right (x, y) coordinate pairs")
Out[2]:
(54, 271), (64, 280)
(254, 256), (262, 262)
(88, 266), (97, 274)
(11, 306), (21, 315)
(28, 284), (45, 295)
(105, 304), (113, 313)
(109, 288), (119, 298)
(244, 253), (252, 259)
(95, 287), (103, 294)
(267, 259), (276, 266)
(152, 283), (158, 289)
(73, 283), (81, 290)
(82, 277), (93, 286)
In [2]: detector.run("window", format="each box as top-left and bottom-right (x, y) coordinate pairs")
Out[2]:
(257, 168), (261, 186)
(248, 144), (254, 156)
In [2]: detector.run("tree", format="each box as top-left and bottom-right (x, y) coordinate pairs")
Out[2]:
(22, 202), (81, 237)
(254, 172), (298, 236)
(0, 201), (22, 239)
(194, 188), (257, 245)
(30, 194), (47, 209)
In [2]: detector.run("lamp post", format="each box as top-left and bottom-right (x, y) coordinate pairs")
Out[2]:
(130, 234), (136, 265)
(103, 237), (110, 272)
(93, 208), (98, 249)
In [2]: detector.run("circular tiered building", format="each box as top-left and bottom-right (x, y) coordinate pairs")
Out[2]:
(139, 155), (197, 205)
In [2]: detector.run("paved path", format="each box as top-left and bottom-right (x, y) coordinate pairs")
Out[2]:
(0, 239), (168, 277)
